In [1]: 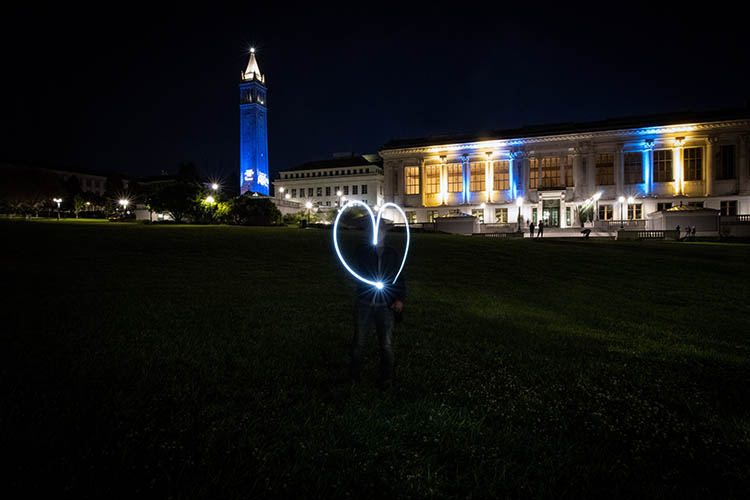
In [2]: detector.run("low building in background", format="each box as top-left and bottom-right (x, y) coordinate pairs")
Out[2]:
(272, 153), (385, 211)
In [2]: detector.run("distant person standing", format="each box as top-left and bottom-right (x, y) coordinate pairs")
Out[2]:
(529, 221), (535, 239)
(537, 220), (544, 238)
(691, 226), (696, 237)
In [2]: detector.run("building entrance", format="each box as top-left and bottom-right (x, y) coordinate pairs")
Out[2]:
(542, 199), (560, 227)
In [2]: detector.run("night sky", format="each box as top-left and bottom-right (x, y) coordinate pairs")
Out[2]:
(3, 5), (748, 186)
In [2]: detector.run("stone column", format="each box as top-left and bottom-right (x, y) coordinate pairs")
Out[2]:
(439, 156), (447, 205)
(587, 150), (597, 197)
(559, 153), (566, 187)
(644, 139), (654, 195)
(419, 158), (426, 207)
(673, 139), (685, 196)
(615, 144), (624, 197)
(486, 154), (494, 203)
(572, 149), (583, 196)
(461, 154), (470, 205)
(740, 135), (749, 195)
(705, 138), (716, 197)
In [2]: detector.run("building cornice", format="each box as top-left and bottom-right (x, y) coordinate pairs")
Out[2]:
(379, 119), (750, 158)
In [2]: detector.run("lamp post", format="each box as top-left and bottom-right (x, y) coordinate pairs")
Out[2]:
(119, 199), (129, 219)
(627, 196), (634, 223)
(516, 196), (524, 231)
(336, 190), (342, 209)
(618, 196), (625, 228)
(53, 198), (62, 221)
(305, 201), (313, 224)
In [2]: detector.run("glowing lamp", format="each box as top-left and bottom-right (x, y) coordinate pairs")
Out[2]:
(627, 196), (634, 204)
(593, 192), (602, 201)
(211, 183), (219, 191)
(305, 201), (313, 209)
(206, 196), (215, 204)
(336, 190), (342, 196)
(279, 187), (284, 193)
(618, 196), (625, 203)
(516, 197), (524, 206)
(119, 199), (129, 207)
(480, 202), (486, 209)
(375, 282), (384, 290)
(285, 193), (291, 199)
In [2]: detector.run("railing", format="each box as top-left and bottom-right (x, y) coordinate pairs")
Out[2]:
(595, 219), (647, 230)
(617, 230), (679, 240)
(720, 215), (750, 224)
(473, 231), (524, 238)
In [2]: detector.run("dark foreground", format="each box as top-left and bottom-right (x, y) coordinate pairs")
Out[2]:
(1, 220), (749, 498)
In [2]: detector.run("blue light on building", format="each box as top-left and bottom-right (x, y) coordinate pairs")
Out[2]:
(239, 48), (270, 195)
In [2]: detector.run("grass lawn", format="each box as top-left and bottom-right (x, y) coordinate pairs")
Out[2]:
(1, 219), (749, 498)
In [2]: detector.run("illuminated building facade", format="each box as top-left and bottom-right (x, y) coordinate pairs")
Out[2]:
(239, 49), (270, 195)
(273, 153), (385, 210)
(379, 109), (750, 230)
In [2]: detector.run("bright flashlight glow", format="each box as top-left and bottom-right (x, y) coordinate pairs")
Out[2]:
(119, 199), (129, 207)
(332, 200), (410, 289)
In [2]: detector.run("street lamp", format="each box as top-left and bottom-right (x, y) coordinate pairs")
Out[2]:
(53, 198), (62, 221)
(205, 195), (215, 204)
(285, 193), (291, 200)
(211, 183), (219, 191)
(618, 196), (625, 228)
(627, 196), (634, 222)
(336, 190), (342, 209)
(305, 201), (313, 224)
(516, 196), (524, 231)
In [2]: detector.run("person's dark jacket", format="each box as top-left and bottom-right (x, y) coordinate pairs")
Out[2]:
(354, 244), (406, 306)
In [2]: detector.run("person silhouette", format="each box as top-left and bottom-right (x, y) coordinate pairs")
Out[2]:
(529, 221), (535, 239)
(537, 220), (544, 238)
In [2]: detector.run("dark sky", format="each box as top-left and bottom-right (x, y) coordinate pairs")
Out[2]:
(3, 4), (748, 185)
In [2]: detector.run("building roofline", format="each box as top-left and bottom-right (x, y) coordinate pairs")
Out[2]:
(380, 107), (750, 152)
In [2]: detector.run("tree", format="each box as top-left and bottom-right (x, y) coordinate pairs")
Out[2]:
(73, 194), (85, 218)
(228, 196), (281, 225)
(146, 181), (203, 223)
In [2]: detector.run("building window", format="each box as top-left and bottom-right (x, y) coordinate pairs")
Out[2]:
(532, 207), (537, 224)
(447, 164), (463, 193)
(598, 204), (613, 220)
(343, 186), (349, 195)
(448, 209), (461, 216)
(720, 200), (737, 216)
(493, 161), (509, 190)
(495, 208), (508, 223)
(683, 147), (703, 181)
(428, 210), (439, 222)
(471, 209), (484, 223)
(352, 185), (358, 195)
(469, 163), (485, 192)
(529, 158), (539, 189)
(361, 185), (367, 194)
(627, 203), (643, 219)
(653, 150), (673, 182)
(325, 187), (331, 196)
(657, 202), (672, 211)
(595, 153), (614, 185)
(687, 201), (704, 208)
(317, 187), (322, 196)
(541, 157), (560, 188)
(566, 206), (571, 226)
(425, 165), (440, 194)
(405, 166), (420, 195)
(564, 156), (573, 187)
(292, 188), (297, 197)
(716, 145), (736, 180)
(624, 152), (643, 184)
(326, 201), (331, 206)
(308, 188), (313, 197)
(405, 211), (416, 223)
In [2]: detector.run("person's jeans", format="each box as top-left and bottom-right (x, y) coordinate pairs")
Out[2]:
(350, 300), (394, 382)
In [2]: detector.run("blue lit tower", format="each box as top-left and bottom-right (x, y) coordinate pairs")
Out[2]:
(239, 48), (270, 195)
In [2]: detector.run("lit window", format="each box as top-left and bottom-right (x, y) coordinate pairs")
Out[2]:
(447, 164), (463, 193)
(428, 210), (439, 222)
(541, 157), (560, 187)
(624, 152), (643, 184)
(405, 211), (416, 223)
(595, 153), (614, 185)
(470, 163), (485, 192)
(627, 203), (643, 219)
(493, 161), (509, 190)
(657, 202), (672, 211)
(720, 200), (737, 216)
(653, 150), (673, 182)
(598, 204), (613, 220)
(529, 158), (539, 189)
(683, 147), (703, 181)
(425, 165), (440, 194)
(471, 209), (484, 223)
(405, 167), (420, 195)
(495, 208), (508, 223)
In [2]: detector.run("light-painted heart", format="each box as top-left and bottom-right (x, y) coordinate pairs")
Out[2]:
(332, 200), (410, 290)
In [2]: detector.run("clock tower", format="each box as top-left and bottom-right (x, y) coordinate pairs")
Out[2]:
(239, 48), (270, 195)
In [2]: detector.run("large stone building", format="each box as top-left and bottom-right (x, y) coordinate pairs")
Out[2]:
(378, 108), (750, 232)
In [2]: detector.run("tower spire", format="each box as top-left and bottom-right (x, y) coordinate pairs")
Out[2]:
(243, 48), (264, 82)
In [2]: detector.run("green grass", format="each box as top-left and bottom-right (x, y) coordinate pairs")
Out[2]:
(1, 219), (749, 498)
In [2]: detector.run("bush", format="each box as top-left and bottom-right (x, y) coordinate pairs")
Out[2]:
(228, 196), (282, 226)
